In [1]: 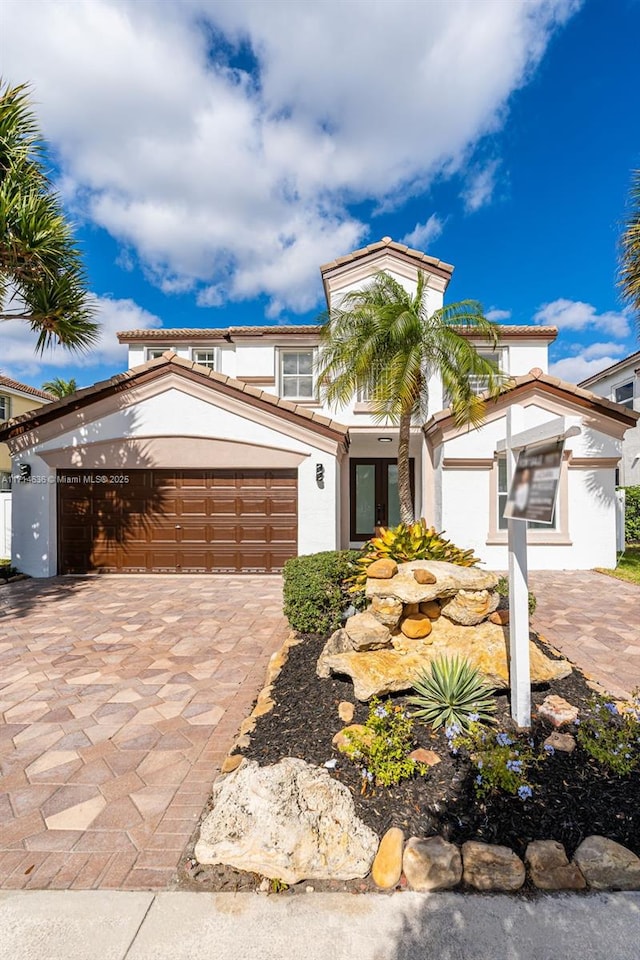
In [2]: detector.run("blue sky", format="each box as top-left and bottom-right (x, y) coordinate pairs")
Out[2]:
(2, 0), (639, 389)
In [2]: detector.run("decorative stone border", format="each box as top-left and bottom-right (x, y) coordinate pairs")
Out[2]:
(372, 829), (640, 892)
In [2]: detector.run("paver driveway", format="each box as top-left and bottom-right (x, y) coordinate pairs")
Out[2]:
(0, 575), (288, 890)
(531, 570), (640, 699)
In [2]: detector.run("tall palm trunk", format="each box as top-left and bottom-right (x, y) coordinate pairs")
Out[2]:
(397, 408), (414, 524)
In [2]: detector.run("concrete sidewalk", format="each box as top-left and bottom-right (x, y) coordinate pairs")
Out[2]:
(1, 890), (639, 960)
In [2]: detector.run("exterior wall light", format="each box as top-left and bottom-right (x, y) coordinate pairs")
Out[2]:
(315, 463), (325, 483)
(377, 437), (393, 443)
(18, 462), (31, 480)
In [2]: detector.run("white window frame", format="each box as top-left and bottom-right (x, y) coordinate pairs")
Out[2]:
(0, 395), (11, 421)
(278, 349), (316, 400)
(146, 347), (171, 361)
(468, 347), (508, 396)
(191, 347), (218, 370)
(612, 379), (634, 410)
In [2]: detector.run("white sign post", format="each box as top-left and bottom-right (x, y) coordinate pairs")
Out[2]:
(497, 408), (581, 728)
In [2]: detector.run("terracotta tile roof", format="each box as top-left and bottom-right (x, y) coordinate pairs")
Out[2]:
(117, 326), (321, 343)
(117, 323), (557, 343)
(319, 236), (455, 276)
(0, 352), (349, 446)
(424, 367), (640, 434)
(0, 376), (54, 402)
(578, 349), (640, 388)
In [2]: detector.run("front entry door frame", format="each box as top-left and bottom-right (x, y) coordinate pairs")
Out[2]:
(349, 457), (415, 542)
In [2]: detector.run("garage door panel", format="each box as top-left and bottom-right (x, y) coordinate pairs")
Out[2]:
(58, 469), (297, 574)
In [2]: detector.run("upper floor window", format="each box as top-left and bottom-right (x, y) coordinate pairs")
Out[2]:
(468, 350), (503, 395)
(356, 360), (393, 403)
(192, 349), (217, 370)
(614, 381), (634, 409)
(0, 395), (10, 421)
(146, 347), (171, 360)
(279, 350), (315, 399)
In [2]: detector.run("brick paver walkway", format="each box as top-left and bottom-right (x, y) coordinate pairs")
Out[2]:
(0, 575), (288, 890)
(531, 570), (640, 700)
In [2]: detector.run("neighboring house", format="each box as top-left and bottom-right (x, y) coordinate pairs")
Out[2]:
(1, 238), (637, 577)
(579, 350), (640, 486)
(0, 377), (53, 558)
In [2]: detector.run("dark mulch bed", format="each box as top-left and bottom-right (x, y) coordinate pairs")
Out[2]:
(177, 630), (640, 892)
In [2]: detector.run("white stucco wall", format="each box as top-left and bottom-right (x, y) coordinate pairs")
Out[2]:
(435, 400), (622, 570)
(586, 365), (639, 486)
(9, 386), (342, 576)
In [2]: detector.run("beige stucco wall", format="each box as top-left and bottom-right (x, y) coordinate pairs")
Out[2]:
(0, 392), (49, 472)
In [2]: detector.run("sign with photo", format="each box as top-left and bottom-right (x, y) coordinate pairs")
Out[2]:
(503, 440), (564, 524)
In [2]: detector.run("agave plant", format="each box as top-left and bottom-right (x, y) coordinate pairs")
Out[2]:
(347, 519), (480, 593)
(407, 655), (497, 731)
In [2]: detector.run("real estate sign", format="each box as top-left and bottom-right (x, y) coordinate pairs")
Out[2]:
(504, 440), (564, 524)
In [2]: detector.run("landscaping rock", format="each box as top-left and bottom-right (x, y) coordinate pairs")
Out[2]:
(544, 731), (576, 754)
(323, 618), (571, 699)
(440, 589), (500, 626)
(366, 559), (398, 579)
(408, 748), (441, 767)
(338, 701), (355, 723)
(489, 609), (510, 626)
(366, 561), (498, 605)
(525, 840), (586, 890)
(419, 600), (441, 620)
(537, 695), (579, 728)
(332, 724), (373, 753)
(573, 836), (640, 890)
(403, 836), (462, 891)
(462, 841), (525, 891)
(371, 827), (404, 889)
(195, 758), (379, 884)
(369, 596), (403, 630)
(400, 613), (433, 640)
(345, 612), (392, 651)
(221, 755), (244, 774)
(317, 628), (353, 679)
(413, 569), (437, 585)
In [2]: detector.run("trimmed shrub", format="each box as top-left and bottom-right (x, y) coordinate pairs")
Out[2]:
(624, 486), (640, 543)
(283, 550), (361, 635)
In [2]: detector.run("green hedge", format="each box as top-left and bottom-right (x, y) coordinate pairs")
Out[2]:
(283, 550), (361, 635)
(624, 486), (640, 543)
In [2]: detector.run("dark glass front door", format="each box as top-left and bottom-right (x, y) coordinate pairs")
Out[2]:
(349, 458), (414, 541)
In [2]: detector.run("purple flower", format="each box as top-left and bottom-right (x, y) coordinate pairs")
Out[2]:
(518, 785), (533, 800)
(573, 718), (581, 726)
(604, 702), (619, 716)
(544, 744), (555, 755)
(468, 712), (480, 722)
(496, 732), (513, 747)
(374, 705), (387, 719)
(475, 774), (483, 785)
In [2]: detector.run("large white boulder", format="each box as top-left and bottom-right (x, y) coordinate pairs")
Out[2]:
(194, 758), (379, 884)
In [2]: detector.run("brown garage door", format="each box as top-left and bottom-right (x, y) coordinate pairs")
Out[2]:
(57, 469), (297, 574)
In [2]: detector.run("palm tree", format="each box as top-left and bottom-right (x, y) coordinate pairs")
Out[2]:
(41, 376), (77, 398)
(316, 270), (506, 524)
(0, 79), (98, 352)
(619, 169), (640, 332)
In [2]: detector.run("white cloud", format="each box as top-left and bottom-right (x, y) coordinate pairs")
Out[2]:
(2, 0), (580, 314)
(486, 308), (512, 322)
(402, 215), (444, 250)
(1, 296), (162, 382)
(580, 341), (626, 360)
(462, 160), (502, 212)
(550, 354), (623, 384)
(534, 299), (631, 339)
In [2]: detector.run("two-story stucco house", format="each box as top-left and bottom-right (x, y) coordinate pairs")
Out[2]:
(1, 238), (637, 577)
(0, 376), (53, 557)
(579, 350), (640, 487)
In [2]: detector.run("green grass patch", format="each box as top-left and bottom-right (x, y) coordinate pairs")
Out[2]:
(596, 545), (640, 586)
